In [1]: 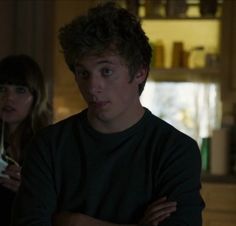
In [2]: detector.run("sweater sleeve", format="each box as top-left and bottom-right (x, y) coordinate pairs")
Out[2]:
(11, 132), (57, 226)
(154, 135), (205, 226)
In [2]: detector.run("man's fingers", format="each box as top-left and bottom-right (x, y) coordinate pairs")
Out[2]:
(148, 197), (167, 209)
(145, 201), (177, 216)
(142, 205), (176, 223)
(145, 205), (176, 223)
(141, 199), (177, 226)
(149, 213), (171, 226)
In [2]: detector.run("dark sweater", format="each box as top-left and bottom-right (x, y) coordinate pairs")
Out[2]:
(0, 186), (15, 226)
(12, 108), (204, 226)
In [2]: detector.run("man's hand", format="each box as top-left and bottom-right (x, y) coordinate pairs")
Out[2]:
(0, 164), (21, 192)
(139, 197), (177, 226)
(53, 212), (75, 226)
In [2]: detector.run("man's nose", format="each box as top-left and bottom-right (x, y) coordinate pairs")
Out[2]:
(87, 75), (103, 94)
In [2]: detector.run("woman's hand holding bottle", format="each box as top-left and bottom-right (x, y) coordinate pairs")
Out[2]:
(0, 163), (21, 192)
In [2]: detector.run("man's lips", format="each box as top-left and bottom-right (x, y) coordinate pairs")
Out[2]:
(89, 101), (109, 108)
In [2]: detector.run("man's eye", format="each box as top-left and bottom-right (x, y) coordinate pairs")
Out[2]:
(102, 68), (113, 77)
(76, 70), (89, 79)
(15, 86), (28, 94)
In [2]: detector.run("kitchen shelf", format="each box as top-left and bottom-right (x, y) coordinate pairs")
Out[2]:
(143, 16), (220, 20)
(139, 0), (222, 20)
(149, 67), (220, 82)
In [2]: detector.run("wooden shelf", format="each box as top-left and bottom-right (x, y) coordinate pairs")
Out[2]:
(149, 67), (220, 82)
(143, 16), (220, 20)
(136, 0), (223, 21)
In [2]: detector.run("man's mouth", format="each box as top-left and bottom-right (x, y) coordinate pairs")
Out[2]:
(89, 101), (109, 108)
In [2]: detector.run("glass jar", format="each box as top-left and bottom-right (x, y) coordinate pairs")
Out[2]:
(189, 46), (205, 69)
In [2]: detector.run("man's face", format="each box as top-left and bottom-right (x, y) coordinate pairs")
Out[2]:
(75, 52), (146, 131)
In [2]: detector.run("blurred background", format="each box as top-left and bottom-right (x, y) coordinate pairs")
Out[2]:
(0, 0), (235, 225)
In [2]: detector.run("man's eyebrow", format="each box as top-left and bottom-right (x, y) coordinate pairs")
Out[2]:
(96, 60), (114, 64)
(76, 60), (114, 67)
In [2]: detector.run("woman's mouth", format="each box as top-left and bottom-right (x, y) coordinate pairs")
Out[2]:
(2, 105), (15, 113)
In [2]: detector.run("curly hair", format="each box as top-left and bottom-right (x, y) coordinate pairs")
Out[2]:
(58, 1), (152, 95)
(0, 54), (52, 163)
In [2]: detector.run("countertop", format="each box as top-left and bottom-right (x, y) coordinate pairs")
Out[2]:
(201, 173), (236, 184)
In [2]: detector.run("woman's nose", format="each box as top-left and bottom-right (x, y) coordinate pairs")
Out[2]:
(1, 89), (15, 101)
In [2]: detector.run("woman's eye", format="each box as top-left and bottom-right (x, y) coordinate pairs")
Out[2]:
(0, 86), (6, 93)
(102, 68), (113, 77)
(15, 86), (28, 94)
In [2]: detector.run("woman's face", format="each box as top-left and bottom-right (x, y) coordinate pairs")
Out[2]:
(0, 84), (34, 131)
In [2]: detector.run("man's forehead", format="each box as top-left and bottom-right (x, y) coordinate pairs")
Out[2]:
(76, 51), (124, 66)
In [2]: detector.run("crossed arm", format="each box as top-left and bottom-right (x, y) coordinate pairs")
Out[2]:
(11, 131), (204, 226)
(53, 197), (177, 226)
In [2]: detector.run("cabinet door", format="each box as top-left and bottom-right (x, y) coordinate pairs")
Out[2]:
(221, 0), (236, 113)
(203, 211), (236, 226)
(201, 182), (236, 226)
(201, 183), (236, 212)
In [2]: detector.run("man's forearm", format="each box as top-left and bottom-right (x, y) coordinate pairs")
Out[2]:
(53, 212), (137, 226)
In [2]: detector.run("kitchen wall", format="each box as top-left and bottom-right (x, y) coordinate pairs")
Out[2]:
(52, 0), (91, 122)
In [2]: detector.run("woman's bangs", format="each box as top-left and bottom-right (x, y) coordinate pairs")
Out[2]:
(0, 72), (29, 87)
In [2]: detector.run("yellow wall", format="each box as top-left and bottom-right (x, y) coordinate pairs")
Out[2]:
(53, 0), (91, 122)
(53, 0), (108, 122)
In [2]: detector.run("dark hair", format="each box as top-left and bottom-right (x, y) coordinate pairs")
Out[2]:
(0, 54), (52, 162)
(58, 1), (152, 95)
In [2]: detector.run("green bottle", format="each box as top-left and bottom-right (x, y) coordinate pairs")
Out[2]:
(200, 137), (210, 172)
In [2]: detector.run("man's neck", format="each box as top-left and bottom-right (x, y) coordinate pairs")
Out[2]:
(88, 105), (145, 134)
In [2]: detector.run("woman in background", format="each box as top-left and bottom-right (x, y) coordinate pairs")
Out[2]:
(0, 54), (52, 226)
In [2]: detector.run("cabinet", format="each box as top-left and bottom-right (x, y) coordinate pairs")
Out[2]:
(137, 0), (236, 119)
(138, 0), (222, 83)
(201, 182), (236, 226)
(139, 1), (236, 172)
(136, 1), (222, 143)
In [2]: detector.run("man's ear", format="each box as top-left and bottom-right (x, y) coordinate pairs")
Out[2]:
(74, 73), (79, 83)
(135, 67), (148, 84)
(74, 74), (83, 91)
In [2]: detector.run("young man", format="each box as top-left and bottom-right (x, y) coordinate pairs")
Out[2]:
(12, 2), (204, 226)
